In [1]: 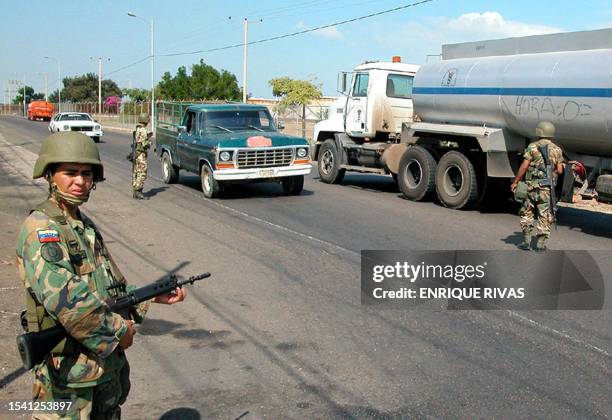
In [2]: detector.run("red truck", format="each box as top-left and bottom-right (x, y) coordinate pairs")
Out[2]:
(27, 101), (54, 121)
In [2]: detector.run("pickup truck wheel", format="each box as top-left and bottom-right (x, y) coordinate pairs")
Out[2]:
(281, 175), (304, 195)
(161, 153), (179, 184)
(201, 164), (222, 198)
(435, 151), (479, 209)
(398, 145), (437, 201)
(318, 139), (345, 184)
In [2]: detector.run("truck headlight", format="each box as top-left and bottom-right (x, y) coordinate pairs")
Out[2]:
(219, 151), (232, 162)
(63, 125), (69, 130)
(296, 147), (308, 158)
(95, 125), (101, 131)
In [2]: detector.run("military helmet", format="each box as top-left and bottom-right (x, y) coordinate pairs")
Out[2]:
(138, 113), (150, 124)
(33, 132), (104, 182)
(535, 121), (555, 139)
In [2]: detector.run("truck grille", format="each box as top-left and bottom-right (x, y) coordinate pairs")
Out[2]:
(70, 126), (94, 132)
(236, 148), (293, 168)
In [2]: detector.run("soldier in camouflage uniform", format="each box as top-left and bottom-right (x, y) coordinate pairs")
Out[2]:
(511, 121), (564, 251)
(132, 113), (152, 200)
(16, 132), (186, 419)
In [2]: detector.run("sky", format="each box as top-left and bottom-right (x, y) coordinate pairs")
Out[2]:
(1, 0), (612, 101)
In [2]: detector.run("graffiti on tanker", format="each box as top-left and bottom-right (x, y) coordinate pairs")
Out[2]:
(514, 96), (592, 121)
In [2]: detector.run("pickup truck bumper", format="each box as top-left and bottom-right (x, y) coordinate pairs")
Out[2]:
(213, 164), (312, 181)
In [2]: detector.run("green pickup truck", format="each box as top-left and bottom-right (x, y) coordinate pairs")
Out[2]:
(155, 102), (312, 198)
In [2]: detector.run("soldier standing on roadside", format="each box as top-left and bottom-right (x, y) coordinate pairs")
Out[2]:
(132, 113), (152, 200)
(17, 132), (186, 418)
(511, 121), (564, 251)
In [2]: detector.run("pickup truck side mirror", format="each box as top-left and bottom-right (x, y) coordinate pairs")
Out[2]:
(178, 125), (187, 133)
(276, 120), (285, 130)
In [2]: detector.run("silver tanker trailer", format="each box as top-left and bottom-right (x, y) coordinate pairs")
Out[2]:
(401, 27), (612, 209)
(313, 28), (612, 210)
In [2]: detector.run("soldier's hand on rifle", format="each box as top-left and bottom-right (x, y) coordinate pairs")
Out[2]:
(152, 286), (187, 305)
(119, 320), (136, 350)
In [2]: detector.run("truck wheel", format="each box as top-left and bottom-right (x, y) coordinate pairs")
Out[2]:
(161, 152), (179, 184)
(595, 174), (612, 200)
(281, 175), (304, 195)
(318, 139), (345, 184)
(397, 145), (437, 201)
(201, 163), (223, 198)
(435, 151), (479, 209)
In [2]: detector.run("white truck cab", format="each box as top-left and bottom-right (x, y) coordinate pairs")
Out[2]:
(314, 59), (419, 143)
(313, 58), (420, 184)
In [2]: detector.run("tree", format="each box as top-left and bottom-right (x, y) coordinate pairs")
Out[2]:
(61, 73), (122, 102)
(122, 87), (150, 102)
(157, 59), (240, 101)
(268, 77), (322, 137)
(13, 86), (44, 104)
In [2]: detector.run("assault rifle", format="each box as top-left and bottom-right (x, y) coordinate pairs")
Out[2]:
(539, 144), (558, 225)
(17, 272), (210, 370)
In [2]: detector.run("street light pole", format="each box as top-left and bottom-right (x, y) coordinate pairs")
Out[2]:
(127, 12), (155, 133)
(44, 56), (61, 112)
(22, 76), (26, 117)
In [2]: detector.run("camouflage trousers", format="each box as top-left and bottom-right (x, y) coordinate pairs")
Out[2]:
(132, 152), (148, 191)
(31, 362), (130, 420)
(519, 187), (553, 238)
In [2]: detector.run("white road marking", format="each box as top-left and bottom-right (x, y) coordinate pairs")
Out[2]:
(508, 310), (610, 358)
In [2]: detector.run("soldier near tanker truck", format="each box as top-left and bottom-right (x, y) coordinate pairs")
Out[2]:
(16, 132), (187, 418)
(511, 121), (564, 251)
(313, 28), (612, 215)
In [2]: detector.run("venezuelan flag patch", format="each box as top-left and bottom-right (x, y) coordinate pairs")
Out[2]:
(37, 229), (60, 243)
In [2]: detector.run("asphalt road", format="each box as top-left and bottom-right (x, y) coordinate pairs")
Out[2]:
(0, 115), (610, 419)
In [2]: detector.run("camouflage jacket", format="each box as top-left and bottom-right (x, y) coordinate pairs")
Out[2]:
(135, 125), (150, 154)
(523, 139), (563, 189)
(16, 200), (148, 387)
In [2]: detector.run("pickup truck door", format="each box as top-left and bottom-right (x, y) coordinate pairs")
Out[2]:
(345, 72), (369, 136)
(176, 110), (198, 172)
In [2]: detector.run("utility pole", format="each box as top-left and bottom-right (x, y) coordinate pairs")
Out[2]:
(243, 18), (248, 103)
(229, 17), (262, 103)
(91, 57), (110, 114)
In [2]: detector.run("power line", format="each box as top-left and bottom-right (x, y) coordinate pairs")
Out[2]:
(105, 56), (150, 77)
(159, 0), (433, 58)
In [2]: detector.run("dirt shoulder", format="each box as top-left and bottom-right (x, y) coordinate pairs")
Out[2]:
(0, 138), (43, 404)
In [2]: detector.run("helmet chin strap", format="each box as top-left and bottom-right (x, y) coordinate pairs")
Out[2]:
(47, 175), (92, 206)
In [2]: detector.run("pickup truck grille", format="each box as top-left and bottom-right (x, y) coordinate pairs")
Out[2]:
(70, 126), (94, 132)
(236, 148), (293, 168)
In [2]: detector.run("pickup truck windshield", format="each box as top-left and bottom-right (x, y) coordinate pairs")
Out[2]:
(204, 110), (276, 133)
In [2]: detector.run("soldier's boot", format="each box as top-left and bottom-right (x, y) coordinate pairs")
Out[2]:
(534, 235), (547, 252)
(133, 189), (145, 200)
(518, 232), (531, 250)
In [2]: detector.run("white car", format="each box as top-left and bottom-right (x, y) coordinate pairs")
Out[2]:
(49, 112), (103, 142)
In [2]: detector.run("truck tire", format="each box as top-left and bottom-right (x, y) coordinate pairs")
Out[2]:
(318, 139), (345, 184)
(281, 175), (304, 195)
(435, 151), (479, 209)
(161, 152), (179, 184)
(201, 163), (223, 198)
(595, 174), (612, 199)
(397, 145), (437, 201)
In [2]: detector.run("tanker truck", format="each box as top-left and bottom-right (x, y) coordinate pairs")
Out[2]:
(313, 28), (612, 209)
